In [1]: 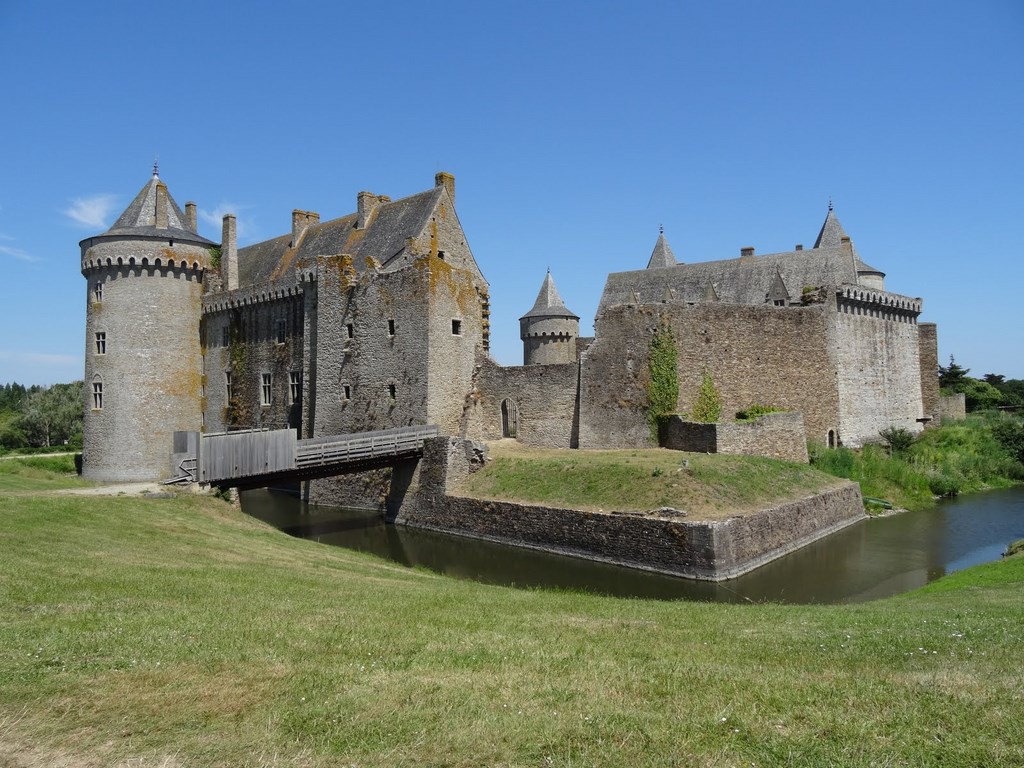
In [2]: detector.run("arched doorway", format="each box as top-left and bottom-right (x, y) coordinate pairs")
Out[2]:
(501, 398), (519, 438)
(828, 429), (836, 448)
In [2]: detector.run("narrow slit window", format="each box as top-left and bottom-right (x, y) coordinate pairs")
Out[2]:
(225, 371), (233, 402)
(289, 371), (301, 404)
(275, 319), (287, 344)
(346, 323), (354, 339)
(343, 384), (351, 401)
(221, 326), (230, 347)
(388, 319), (395, 337)
(451, 319), (462, 335)
(261, 373), (272, 406)
(388, 384), (396, 399)
(95, 332), (106, 354)
(93, 282), (103, 302)
(92, 382), (103, 410)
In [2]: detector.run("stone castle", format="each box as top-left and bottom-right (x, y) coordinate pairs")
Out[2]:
(80, 169), (941, 502)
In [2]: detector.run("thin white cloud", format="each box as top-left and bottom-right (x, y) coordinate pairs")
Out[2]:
(0, 244), (39, 263)
(65, 194), (118, 229)
(199, 204), (254, 242)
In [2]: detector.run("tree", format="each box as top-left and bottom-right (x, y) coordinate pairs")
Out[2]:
(19, 382), (83, 448)
(938, 355), (970, 392)
(692, 370), (722, 423)
(647, 325), (679, 439)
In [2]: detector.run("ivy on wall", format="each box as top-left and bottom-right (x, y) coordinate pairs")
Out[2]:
(647, 324), (679, 440)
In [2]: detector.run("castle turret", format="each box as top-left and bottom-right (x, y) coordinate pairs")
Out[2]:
(519, 271), (579, 365)
(646, 227), (678, 269)
(813, 203), (885, 290)
(80, 167), (215, 481)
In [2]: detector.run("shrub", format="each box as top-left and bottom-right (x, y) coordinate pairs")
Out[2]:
(736, 404), (783, 421)
(992, 419), (1024, 464)
(879, 426), (915, 454)
(691, 371), (722, 424)
(647, 325), (678, 440)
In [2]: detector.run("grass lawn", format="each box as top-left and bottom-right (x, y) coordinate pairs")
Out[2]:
(1, 459), (1022, 766)
(460, 442), (849, 519)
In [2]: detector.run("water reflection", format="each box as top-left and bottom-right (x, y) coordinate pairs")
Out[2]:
(241, 485), (1024, 605)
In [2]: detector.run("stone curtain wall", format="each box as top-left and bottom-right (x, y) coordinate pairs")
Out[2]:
(661, 412), (809, 463)
(399, 438), (863, 580)
(464, 357), (579, 447)
(578, 303), (840, 449)
(827, 303), (925, 446)
(937, 393), (967, 422)
(917, 323), (941, 427)
(82, 243), (209, 482)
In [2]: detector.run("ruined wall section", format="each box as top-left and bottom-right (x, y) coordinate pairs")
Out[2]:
(827, 289), (924, 445)
(81, 240), (210, 481)
(917, 322), (940, 428)
(201, 289), (305, 435)
(464, 356), (579, 447)
(578, 303), (840, 449)
(661, 412), (809, 463)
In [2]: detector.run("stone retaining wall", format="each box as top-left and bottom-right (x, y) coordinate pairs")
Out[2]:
(661, 412), (809, 463)
(397, 437), (864, 581)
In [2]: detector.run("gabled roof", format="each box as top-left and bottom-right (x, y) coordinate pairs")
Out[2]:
(520, 271), (579, 320)
(646, 229), (677, 269)
(95, 170), (213, 245)
(237, 186), (447, 287)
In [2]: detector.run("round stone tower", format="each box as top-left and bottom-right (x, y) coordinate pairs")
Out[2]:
(519, 270), (579, 365)
(80, 167), (216, 482)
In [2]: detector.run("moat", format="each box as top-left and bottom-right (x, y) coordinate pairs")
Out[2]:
(241, 485), (1024, 604)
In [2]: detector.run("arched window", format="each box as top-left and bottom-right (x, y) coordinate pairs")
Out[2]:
(501, 398), (519, 439)
(828, 430), (836, 449)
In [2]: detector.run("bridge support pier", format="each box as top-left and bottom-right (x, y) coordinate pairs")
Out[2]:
(385, 458), (421, 522)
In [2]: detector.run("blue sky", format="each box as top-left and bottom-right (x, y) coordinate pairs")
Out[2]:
(1, 0), (1021, 385)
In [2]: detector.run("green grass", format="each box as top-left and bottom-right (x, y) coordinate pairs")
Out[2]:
(460, 444), (846, 518)
(811, 415), (1024, 511)
(0, 453), (86, 492)
(2, 477), (1023, 766)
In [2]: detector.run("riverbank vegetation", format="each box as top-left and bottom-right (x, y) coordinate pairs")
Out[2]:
(1, 458), (1022, 766)
(811, 413), (1024, 511)
(460, 443), (847, 518)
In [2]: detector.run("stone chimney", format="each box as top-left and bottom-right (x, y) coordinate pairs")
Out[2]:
(222, 214), (238, 291)
(435, 172), (455, 205)
(840, 235), (853, 250)
(155, 182), (169, 229)
(795, 244), (803, 251)
(291, 210), (320, 245)
(185, 202), (197, 232)
(740, 246), (755, 259)
(357, 192), (384, 229)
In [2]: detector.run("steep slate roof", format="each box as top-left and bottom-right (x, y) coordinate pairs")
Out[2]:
(646, 230), (677, 268)
(520, 271), (579, 320)
(236, 187), (444, 287)
(97, 171), (214, 245)
(812, 205), (848, 248)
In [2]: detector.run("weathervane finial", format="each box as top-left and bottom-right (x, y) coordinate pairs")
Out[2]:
(828, 196), (833, 212)
(659, 223), (664, 235)
(152, 158), (159, 178)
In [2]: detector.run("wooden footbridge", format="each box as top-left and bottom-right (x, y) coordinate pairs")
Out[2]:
(169, 425), (439, 488)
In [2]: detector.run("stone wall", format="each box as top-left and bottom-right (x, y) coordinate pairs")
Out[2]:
(937, 393), (966, 422)
(661, 412), (808, 463)
(397, 438), (864, 581)
(463, 357), (579, 446)
(82, 241), (210, 482)
(917, 323), (940, 428)
(578, 303), (840, 449)
(827, 299), (925, 446)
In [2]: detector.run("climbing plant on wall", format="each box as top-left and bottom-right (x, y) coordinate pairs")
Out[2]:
(647, 324), (679, 440)
(692, 370), (722, 423)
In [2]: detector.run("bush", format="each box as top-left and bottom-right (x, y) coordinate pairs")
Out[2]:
(691, 371), (722, 423)
(735, 404), (783, 421)
(992, 419), (1024, 464)
(879, 426), (915, 454)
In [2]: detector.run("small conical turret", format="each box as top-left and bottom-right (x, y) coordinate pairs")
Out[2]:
(812, 202), (850, 249)
(519, 271), (580, 365)
(646, 226), (678, 269)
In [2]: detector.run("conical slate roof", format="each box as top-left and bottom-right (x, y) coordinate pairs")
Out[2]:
(96, 169), (214, 245)
(646, 229), (677, 268)
(520, 270), (578, 320)
(812, 205), (849, 248)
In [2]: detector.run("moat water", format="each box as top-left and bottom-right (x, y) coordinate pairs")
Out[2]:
(240, 485), (1024, 604)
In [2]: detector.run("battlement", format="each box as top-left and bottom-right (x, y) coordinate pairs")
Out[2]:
(834, 285), (921, 323)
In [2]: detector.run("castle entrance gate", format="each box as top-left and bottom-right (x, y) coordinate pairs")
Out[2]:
(501, 399), (519, 438)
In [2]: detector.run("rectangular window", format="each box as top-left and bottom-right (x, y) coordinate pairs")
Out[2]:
(221, 325), (230, 348)
(342, 384), (351, 401)
(387, 319), (395, 337)
(261, 373), (272, 407)
(388, 383), (396, 399)
(94, 282), (102, 302)
(275, 319), (287, 344)
(346, 323), (354, 339)
(225, 371), (233, 402)
(95, 332), (106, 354)
(92, 382), (103, 410)
(451, 319), (462, 336)
(289, 371), (301, 404)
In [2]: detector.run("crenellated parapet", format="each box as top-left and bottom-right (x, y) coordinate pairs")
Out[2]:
(203, 279), (308, 314)
(834, 284), (921, 324)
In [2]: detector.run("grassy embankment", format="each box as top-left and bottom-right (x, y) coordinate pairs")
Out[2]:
(459, 443), (847, 518)
(2, 456), (1023, 766)
(810, 414), (1024, 512)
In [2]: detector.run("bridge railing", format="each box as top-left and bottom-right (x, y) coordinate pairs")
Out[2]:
(295, 425), (439, 468)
